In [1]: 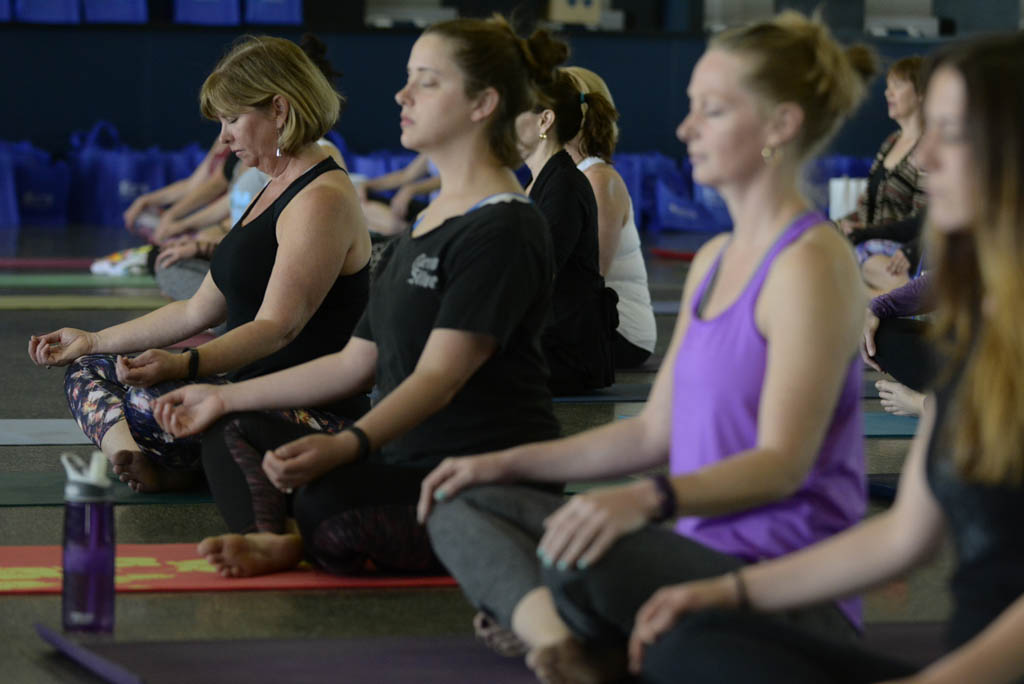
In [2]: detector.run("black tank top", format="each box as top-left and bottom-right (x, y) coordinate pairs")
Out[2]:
(210, 157), (369, 394)
(926, 363), (1024, 651)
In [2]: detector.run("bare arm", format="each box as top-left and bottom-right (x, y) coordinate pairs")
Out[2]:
(157, 194), (230, 236)
(153, 171), (231, 242)
(584, 165), (630, 276)
(361, 154), (429, 193)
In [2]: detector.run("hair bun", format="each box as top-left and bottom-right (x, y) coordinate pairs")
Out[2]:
(845, 44), (879, 85)
(522, 29), (570, 86)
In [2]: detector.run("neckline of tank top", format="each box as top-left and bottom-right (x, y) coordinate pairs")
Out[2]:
(239, 156), (341, 229)
(575, 156), (607, 173)
(410, 192), (531, 235)
(694, 209), (823, 323)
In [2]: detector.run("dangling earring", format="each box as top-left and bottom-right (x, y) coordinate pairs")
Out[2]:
(276, 147), (281, 158)
(276, 127), (283, 157)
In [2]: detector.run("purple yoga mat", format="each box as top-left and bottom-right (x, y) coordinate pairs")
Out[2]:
(37, 624), (536, 684)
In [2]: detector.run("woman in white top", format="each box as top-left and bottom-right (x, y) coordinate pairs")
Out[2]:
(563, 66), (657, 368)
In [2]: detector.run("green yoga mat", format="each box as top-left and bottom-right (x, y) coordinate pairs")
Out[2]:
(0, 471), (212, 506)
(863, 412), (918, 438)
(0, 274), (157, 289)
(0, 295), (166, 310)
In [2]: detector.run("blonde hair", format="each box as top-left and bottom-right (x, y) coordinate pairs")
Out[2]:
(926, 34), (1024, 486)
(563, 66), (620, 161)
(200, 35), (343, 155)
(710, 10), (877, 161)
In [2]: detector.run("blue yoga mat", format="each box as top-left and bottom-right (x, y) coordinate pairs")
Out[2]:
(0, 419), (90, 445)
(652, 299), (680, 316)
(863, 412), (918, 438)
(553, 382), (651, 404)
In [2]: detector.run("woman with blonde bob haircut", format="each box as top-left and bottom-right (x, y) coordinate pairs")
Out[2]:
(29, 35), (371, 493)
(624, 33), (1024, 684)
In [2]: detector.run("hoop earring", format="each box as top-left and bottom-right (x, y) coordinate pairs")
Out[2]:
(276, 127), (283, 157)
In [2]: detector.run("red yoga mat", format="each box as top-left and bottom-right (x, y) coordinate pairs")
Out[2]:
(0, 543), (456, 595)
(0, 257), (94, 270)
(648, 248), (695, 261)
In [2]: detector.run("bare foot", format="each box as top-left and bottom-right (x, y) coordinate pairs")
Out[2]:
(197, 532), (304, 578)
(110, 450), (198, 493)
(876, 380), (925, 416)
(474, 612), (528, 658)
(526, 638), (625, 684)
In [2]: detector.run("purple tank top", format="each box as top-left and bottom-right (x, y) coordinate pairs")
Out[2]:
(672, 211), (865, 627)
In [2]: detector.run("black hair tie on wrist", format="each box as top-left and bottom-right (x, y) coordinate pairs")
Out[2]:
(181, 347), (199, 381)
(344, 424), (372, 462)
(649, 473), (678, 523)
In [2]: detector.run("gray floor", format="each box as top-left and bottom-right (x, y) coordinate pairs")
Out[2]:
(0, 236), (951, 683)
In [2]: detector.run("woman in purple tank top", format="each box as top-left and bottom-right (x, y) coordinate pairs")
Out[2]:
(419, 11), (878, 682)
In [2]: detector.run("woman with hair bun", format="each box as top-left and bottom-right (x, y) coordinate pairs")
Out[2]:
(151, 16), (566, 579)
(516, 64), (617, 394)
(420, 11), (876, 681)
(563, 65), (656, 369)
(627, 33), (1024, 684)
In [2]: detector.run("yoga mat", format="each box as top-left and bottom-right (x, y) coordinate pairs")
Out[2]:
(868, 473), (900, 502)
(1, 544), (457, 595)
(649, 247), (696, 261)
(0, 295), (166, 310)
(863, 376), (881, 399)
(0, 472), (213, 507)
(0, 274), (157, 289)
(0, 257), (93, 270)
(37, 626), (534, 684)
(863, 412), (918, 438)
(652, 299), (680, 316)
(0, 419), (91, 445)
(553, 382), (651, 404)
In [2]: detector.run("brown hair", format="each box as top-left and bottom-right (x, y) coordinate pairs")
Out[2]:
(563, 66), (620, 161)
(888, 55), (925, 95)
(925, 33), (1024, 485)
(200, 35), (343, 155)
(534, 70), (585, 145)
(425, 15), (568, 167)
(710, 10), (878, 161)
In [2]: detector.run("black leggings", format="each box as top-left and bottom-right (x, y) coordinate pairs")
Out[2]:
(202, 412), (442, 575)
(613, 331), (652, 369)
(873, 317), (936, 392)
(639, 611), (917, 684)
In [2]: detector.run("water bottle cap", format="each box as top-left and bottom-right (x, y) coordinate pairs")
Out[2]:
(61, 451), (112, 502)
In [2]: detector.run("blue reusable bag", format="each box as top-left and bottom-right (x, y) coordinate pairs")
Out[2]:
(0, 149), (20, 229)
(83, 0), (148, 23)
(3, 141), (71, 226)
(245, 0), (302, 25)
(13, 0), (79, 23)
(174, 0), (240, 25)
(68, 122), (169, 228)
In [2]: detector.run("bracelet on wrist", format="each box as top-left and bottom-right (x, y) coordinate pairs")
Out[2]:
(732, 569), (750, 611)
(343, 425), (372, 462)
(181, 347), (199, 381)
(648, 474), (678, 524)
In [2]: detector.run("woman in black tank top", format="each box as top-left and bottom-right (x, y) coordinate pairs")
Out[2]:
(612, 34), (1024, 684)
(28, 36), (371, 493)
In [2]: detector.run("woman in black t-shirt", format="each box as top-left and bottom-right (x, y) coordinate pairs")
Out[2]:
(518, 70), (617, 394)
(151, 16), (568, 578)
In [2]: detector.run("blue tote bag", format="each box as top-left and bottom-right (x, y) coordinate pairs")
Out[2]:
(3, 141), (71, 226)
(0, 149), (20, 229)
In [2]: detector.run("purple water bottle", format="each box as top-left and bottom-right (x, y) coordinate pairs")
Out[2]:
(61, 451), (115, 633)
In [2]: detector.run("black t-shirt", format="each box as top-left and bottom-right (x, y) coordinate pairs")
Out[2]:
(353, 195), (561, 468)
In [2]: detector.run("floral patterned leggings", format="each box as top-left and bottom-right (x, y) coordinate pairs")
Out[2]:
(64, 354), (344, 471)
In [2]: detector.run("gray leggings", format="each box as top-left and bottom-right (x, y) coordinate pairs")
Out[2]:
(427, 484), (856, 642)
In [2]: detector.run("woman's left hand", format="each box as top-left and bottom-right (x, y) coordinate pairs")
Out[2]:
(537, 481), (654, 571)
(155, 241), (199, 270)
(261, 433), (353, 492)
(115, 349), (187, 388)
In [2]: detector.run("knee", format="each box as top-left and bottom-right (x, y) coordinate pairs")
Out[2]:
(424, 492), (474, 544)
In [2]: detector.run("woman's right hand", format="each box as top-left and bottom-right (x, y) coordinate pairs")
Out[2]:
(154, 241), (199, 270)
(27, 328), (97, 367)
(123, 195), (149, 232)
(416, 453), (509, 523)
(627, 574), (740, 674)
(861, 309), (881, 371)
(152, 384), (227, 438)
